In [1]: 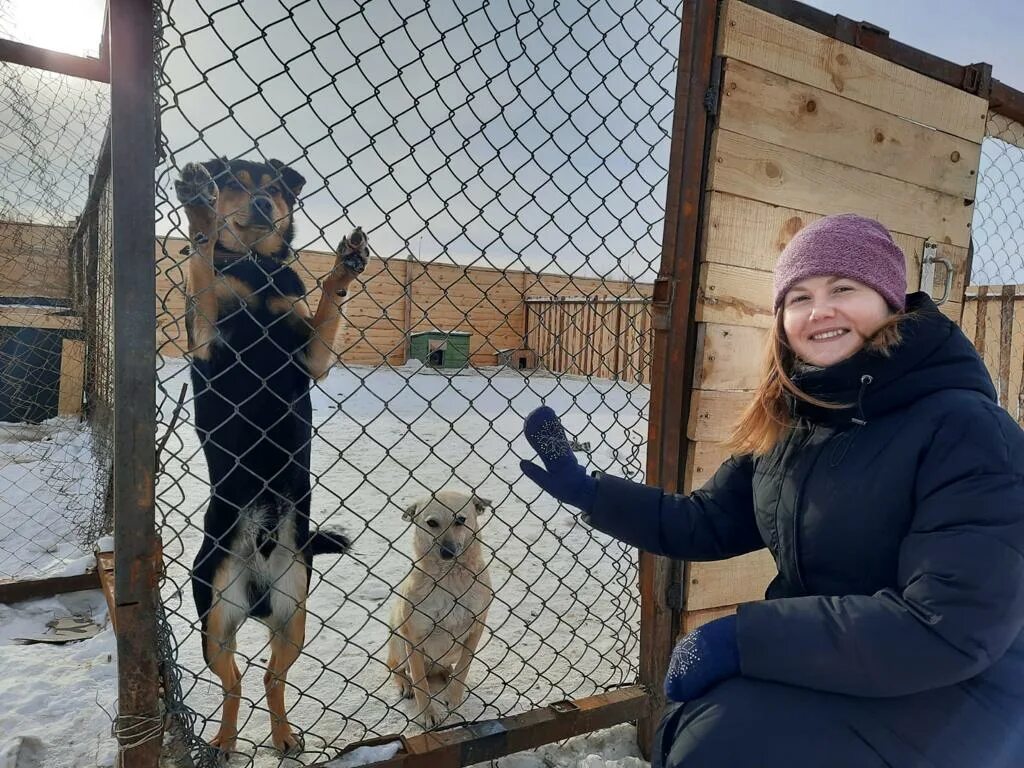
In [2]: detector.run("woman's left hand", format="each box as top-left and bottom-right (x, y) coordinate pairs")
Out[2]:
(664, 615), (740, 702)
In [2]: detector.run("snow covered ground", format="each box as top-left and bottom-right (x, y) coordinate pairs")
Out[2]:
(0, 359), (655, 768)
(0, 418), (104, 580)
(155, 357), (651, 766)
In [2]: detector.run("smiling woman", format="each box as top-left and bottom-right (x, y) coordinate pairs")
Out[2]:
(1, 0), (105, 57)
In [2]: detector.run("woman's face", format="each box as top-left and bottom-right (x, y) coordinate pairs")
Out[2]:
(782, 276), (892, 367)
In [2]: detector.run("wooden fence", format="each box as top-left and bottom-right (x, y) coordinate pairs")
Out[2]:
(154, 237), (652, 369)
(963, 285), (1024, 424)
(525, 297), (652, 384)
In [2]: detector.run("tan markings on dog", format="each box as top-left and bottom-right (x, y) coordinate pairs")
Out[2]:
(264, 605), (306, 754)
(267, 295), (313, 321)
(185, 233), (218, 362)
(236, 170), (252, 187)
(214, 274), (262, 309)
(386, 490), (493, 729)
(206, 563), (243, 753)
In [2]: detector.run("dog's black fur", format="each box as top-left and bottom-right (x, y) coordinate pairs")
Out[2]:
(174, 157), (368, 754)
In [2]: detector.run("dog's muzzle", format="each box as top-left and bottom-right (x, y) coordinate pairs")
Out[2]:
(439, 541), (460, 560)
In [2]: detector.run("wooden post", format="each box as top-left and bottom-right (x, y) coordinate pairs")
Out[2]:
(109, 0), (161, 765)
(638, 0), (721, 758)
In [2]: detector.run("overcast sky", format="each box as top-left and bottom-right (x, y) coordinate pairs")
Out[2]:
(1, 0), (1021, 284)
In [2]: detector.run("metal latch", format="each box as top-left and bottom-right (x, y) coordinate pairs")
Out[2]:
(921, 241), (954, 306)
(549, 699), (580, 714)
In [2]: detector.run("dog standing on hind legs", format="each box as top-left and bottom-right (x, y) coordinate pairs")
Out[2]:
(174, 156), (369, 756)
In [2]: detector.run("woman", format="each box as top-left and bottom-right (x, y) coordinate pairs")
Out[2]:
(520, 214), (1024, 767)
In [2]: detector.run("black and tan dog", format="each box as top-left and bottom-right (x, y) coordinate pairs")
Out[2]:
(174, 157), (368, 755)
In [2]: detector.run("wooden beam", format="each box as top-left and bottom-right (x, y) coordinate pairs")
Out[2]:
(309, 687), (649, 768)
(708, 129), (974, 248)
(719, 59), (981, 199)
(0, 569), (100, 604)
(687, 550), (777, 611)
(58, 338), (86, 415)
(0, 37), (108, 82)
(719, 0), (988, 142)
(0, 307), (83, 331)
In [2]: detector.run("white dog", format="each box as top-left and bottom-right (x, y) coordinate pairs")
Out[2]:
(386, 489), (493, 728)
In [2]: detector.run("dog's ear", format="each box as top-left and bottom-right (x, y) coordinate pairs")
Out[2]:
(402, 501), (420, 521)
(201, 156), (229, 182)
(268, 159), (305, 199)
(472, 495), (492, 515)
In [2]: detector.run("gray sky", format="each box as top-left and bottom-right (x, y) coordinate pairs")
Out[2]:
(2, 0), (1022, 284)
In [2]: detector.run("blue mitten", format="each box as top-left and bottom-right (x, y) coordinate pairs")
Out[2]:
(519, 406), (598, 513)
(664, 615), (740, 703)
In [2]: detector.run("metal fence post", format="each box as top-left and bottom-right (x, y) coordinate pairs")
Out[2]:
(638, 0), (721, 758)
(110, 0), (160, 765)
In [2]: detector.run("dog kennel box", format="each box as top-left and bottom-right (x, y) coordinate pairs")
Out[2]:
(496, 347), (537, 370)
(409, 330), (471, 369)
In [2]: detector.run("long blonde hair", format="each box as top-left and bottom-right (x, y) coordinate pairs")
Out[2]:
(727, 311), (906, 455)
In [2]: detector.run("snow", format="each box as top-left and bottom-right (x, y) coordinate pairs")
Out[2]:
(155, 357), (650, 766)
(0, 591), (117, 768)
(0, 359), (654, 768)
(0, 418), (104, 580)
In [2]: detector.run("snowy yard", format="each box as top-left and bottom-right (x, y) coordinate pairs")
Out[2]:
(1, 359), (655, 767)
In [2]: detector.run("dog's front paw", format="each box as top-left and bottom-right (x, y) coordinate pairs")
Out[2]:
(445, 681), (466, 709)
(175, 162), (219, 208)
(335, 226), (370, 275)
(415, 702), (443, 730)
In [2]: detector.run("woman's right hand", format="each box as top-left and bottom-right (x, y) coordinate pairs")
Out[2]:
(519, 406), (597, 513)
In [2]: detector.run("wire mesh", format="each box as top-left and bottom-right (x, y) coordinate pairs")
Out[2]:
(0, 23), (112, 581)
(964, 113), (1024, 424)
(152, 0), (678, 764)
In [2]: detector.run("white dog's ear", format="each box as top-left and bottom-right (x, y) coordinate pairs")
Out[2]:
(402, 501), (420, 521)
(472, 495), (492, 515)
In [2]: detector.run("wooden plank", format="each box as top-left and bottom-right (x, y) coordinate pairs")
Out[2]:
(1009, 298), (1024, 423)
(983, 291), (1002, 384)
(719, 59), (981, 199)
(999, 286), (1016, 408)
(688, 389), (753, 442)
(0, 306), (83, 330)
(58, 338), (85, 416)
(708, 130), (973, 247)
(719, 0), (988, 142)
(97, 550), (116, 632)
(960, 296), (979, 348)
(697, 262), (774, 329)
(683, 440), (734, 493)
(703, 193), (927, 284)
(687, 549), (777, 611)
(694, 322), (767, 391)
(682, 605), (737, 634)
(311, 687), (649, 768)
(0, 568), (100, 604)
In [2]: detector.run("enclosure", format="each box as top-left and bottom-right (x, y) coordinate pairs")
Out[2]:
(1, 0), (1024, 767)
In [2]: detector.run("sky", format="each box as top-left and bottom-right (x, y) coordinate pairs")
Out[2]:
(0, 0), (1022, 284)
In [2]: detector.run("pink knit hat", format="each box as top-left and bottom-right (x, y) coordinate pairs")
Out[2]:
(772, 214), (907, 312)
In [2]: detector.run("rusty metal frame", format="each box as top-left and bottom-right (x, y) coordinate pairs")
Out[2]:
(0, 37), (109, 83)
(109, 0), (161, 766)
(308, 687), (647, 768)
(741, 0), (1024, 124)
(639, 0), (722, 758)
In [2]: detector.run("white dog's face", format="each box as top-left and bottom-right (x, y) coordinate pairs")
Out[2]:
(403, 490), (490, 562)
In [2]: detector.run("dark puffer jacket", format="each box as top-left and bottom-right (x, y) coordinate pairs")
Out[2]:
(589, 293), (1024, 767)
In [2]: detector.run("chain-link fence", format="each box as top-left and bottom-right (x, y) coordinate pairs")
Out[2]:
(151, 0), (676, 764)
(0, 32), (112, 581)
(963, 112), (1024, 423)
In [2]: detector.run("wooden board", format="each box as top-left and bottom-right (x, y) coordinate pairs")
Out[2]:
(681, 605), (737, 634)
(719, 59), (981, 199)
(708, 130), (974, 247)
(58, 338), (85, 416)
(96, 550), (116, 632)
(0, 569), (100, 604)
(696, 261), (774, 329)
(718, 0), (988, 142)
(687, 549), (777, 612)
(694, 322), (766, 391)
(687, 389), (753, 442)
(683, 440), (734, 493)
(0, 306), (82, 330)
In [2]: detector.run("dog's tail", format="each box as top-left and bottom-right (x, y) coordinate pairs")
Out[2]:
(306, 528), (352, 557)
